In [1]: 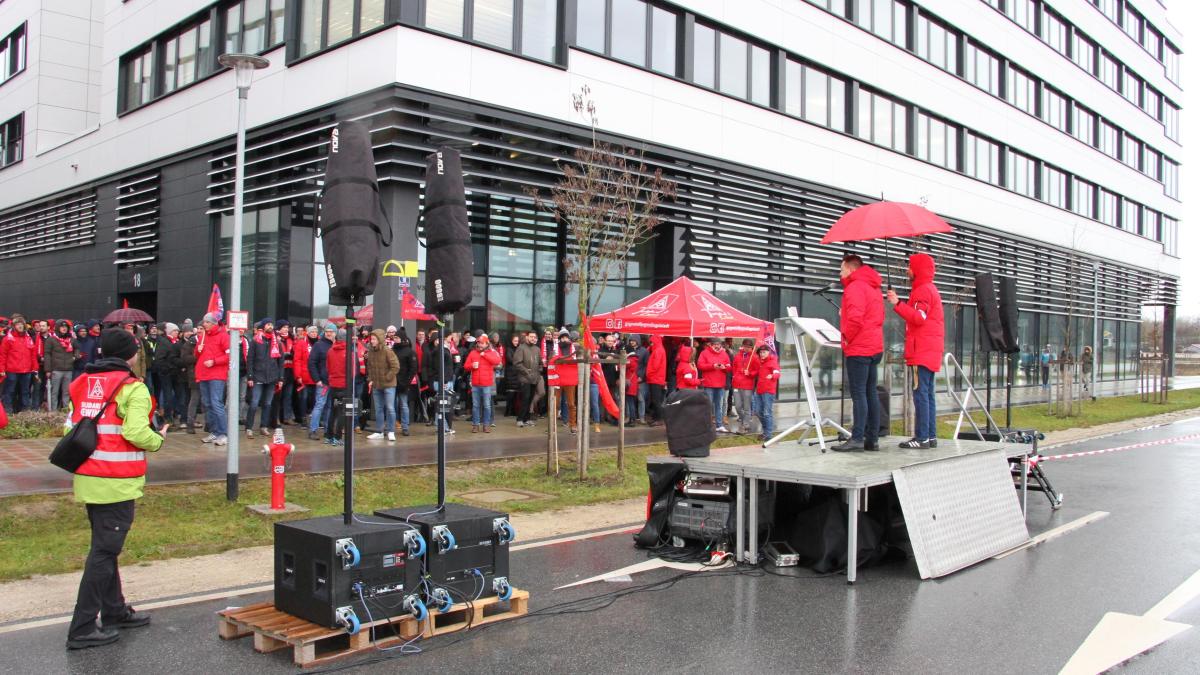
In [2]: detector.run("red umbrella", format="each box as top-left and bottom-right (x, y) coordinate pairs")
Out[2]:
(102, 308), (154, 324)
(820, 201), (952, 287)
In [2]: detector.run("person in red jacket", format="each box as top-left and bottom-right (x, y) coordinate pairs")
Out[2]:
(644, 335), (667, 425)
(0, 315), (38, 413)
(324, 330), (356, 445)
(731, 338), (758, 435)
(624, 346), (640, 424)
(549, 338), (579, 433)
(835, 254), (885, 452)
(675, 342), (698, 391)
(697, 337), (733, 432)
(749, 344), (781, 441)
(195, 313), (230, 446)
(463, 335), (502, 433)
(888, 252), (945, 449)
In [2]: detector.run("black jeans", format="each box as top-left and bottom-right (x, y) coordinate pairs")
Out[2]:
(518, 383), (537, 423)
(647, 384), (665, 422)
(325, 388), (347, 440)
(845, 353), (881, 443)
(69, 500), (135, 637)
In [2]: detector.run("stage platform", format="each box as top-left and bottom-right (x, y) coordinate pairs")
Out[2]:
(655, 437), (1034, 583)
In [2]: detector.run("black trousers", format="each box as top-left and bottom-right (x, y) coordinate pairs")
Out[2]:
(518, 383), (537, 423)
(69, 500), (135, 637)
(648, 384), (665, 421)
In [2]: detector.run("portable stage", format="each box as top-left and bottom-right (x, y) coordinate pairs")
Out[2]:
(654, 437), (1036, 583)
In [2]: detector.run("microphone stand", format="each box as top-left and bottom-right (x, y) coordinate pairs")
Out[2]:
(436, 317), (447, 508)
(343, 296), (362, 525)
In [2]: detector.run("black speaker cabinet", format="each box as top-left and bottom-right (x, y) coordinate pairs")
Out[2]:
(274, 515), (423, 629)
(374, 504), (513, 608)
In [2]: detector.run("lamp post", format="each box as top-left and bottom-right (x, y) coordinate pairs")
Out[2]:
(218, 53), (270, 502)
(1092, 260), (1100, 401)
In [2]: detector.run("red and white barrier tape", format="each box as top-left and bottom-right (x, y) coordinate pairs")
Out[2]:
(1035, 433), (1200, 463)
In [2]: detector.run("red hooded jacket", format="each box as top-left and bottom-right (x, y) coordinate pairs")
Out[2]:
(464, 347), (502, 387)
(293, 337), (313, 385)
(625, 354), (639, 396)
(327, 341), (354, 388)
(892, 253), (945, 371)
(840, 264), (885, 357)
(195, 324), (230, 382)
(732, 348), (756, 390)
(749, 353), (781, 395)
(675, 345), (698, 389)
(696, 343), (732, 388)
(644, 335), (667, 386)
(0, 329), (38, 374)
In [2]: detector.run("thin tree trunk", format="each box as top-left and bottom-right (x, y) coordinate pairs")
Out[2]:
(579, 351), (591, 479)
(547, 383), (558, 475)
(617, 351), (626, 472)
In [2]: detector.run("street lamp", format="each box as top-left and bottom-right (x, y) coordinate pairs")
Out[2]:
(218, 52), (269, 502)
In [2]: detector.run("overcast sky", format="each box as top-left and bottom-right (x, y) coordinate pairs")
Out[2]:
(1165, 1), (1196, 317)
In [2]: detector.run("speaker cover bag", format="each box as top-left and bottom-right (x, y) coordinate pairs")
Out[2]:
(319, 121), (391, 306)
(997, 275), (1020, 354)
(423, 147), (473, 315)
(974, 272), (1005, 353)
(662, 389), (717, 457)
(633, 459), (686, 548)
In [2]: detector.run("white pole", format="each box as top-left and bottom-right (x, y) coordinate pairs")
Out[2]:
(1092, 261), (1099, 401)
(226, 86), (248, 502)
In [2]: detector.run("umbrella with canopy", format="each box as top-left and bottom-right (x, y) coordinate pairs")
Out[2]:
(102, 308), (154, 324)
(820, 201), (952, 288)
(587, 277), (773, 339)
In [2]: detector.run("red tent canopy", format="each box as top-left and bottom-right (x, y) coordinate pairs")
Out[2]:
(588, 277), (772, 338)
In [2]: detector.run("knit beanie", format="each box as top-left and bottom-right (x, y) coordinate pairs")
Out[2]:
(100, 328), (139, 360)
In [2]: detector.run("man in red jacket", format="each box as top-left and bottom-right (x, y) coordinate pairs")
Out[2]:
(697, 337), (733, 432)
(749, 345), (781, 441)
(0, 315), (39, 413)
(888, 252), (945, 449)
(834, 254), (885, 452)
(195, 313), (230, 446)
(731, 338), (757, 435)
(463, 335), (502, 433)
(644, 335), (667, 426)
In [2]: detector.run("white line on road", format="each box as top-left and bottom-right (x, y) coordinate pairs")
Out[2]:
(993, 512), (1109, 559)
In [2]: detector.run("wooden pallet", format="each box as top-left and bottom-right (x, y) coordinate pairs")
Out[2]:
(424, 589), (530, 638)
(217, 601), (421, 668)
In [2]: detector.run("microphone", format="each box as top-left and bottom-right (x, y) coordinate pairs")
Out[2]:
(813, 281), (838, 295)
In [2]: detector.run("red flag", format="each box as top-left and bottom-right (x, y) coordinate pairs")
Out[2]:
(582, 318), (620, 419)
(122, 298), (129, 309)
(206, 284), (225, 322)
(401, 290), (436, 321)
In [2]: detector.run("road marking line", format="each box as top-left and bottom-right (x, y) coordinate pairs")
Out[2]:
(0, 524), (642, 635)
(1040, 434), (1200, 462)
(994, 512), (1108, 559)
(1145, 569), (1200, 621)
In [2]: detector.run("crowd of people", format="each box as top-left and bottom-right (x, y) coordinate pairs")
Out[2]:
(0, 312), (785, 444)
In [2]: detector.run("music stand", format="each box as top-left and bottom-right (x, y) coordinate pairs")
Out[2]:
(764, 316), (851, 452)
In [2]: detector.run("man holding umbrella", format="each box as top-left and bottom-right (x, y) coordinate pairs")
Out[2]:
(833, 253), (884, 452)
(887, 253), (944, 449)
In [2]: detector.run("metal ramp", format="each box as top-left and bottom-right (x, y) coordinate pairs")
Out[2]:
(892, 449), (1030, 579)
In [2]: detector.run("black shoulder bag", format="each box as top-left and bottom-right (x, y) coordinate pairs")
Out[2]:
(49, 378), (134, 474)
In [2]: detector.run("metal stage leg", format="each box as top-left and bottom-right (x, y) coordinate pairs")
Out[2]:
(736, 475), (746, 562)
(846, 488), (859, 584)
(1021, 454), (1029, 517)
(748, 479), (759, 564)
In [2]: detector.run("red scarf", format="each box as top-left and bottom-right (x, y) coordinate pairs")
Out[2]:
(54, 333), (73, 352)
(254, 330), (281, 358)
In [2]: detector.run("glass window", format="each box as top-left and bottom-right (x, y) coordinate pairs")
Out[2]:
(473, 0), (514, 49)
(1144, 146), (1161, 181)
(1041, 164), (1068, 209)
(177, 27), (198, 88)
(1072, 178), (1095, 219)
(161, 37), (178, 94)
(1121, 199), (1139, 234)
(693, 23), (716, 88)
(1005, 149), (1036, 198)
(1098, 190), (1118, 226)
(197, 19), (214, 78)
(269, 0), (286, 46)
(1098, 121), (1118, 158)
(1143, 209), (1160, 242)
(360, 0), (385, 31)
(1041, 9), (1068, 56)
(521, 0), (557, 61)
(610, 0), (646, 65)
(1, 24), (27, 84)
(1163, 101), (1179, 141)
(718, 32), (747, 99)
(650, 6), (676, 75)
(916, 112), (957, 170)
(750, 45), (770, 106)
(1163, 160), (1179, 199)
(784, 58), (801, 116)
(805, 67), (828, 127)
(243, 0), (268, 53)
(1005, 65), (1037, 116)
(1143, 27), (1161, 59)
(1145, 87), (1161, 121)
(806, 0), (847, 16)
(1098, 53), (1119, 90)
(1072, 105), (1096, 146)
(225, 3), (243, 54)
(1041, 87), (1067, 132)
(1072, 32), (1096, 74)
(575, 0), (604, 51)
(299, 0), (323, 55)
(1098, 0), (1118, 23)
(0, 114), (22, 168)
(327, 0), (355, 45)
(1164, 43), (1180, 85)
(964, 42), (1000, 96)
(915, 14), (957, 73)
(1122, 70), (1141, 106)
(829, 74), (846, 132)
(1122, 135), (1141, 170)
(427, 0), (466, 37)
(857, 89), (905, 153)
(964, 132), (1000, 184)
(855, 0), (905, 46)
(1121, 6), (1143, 42)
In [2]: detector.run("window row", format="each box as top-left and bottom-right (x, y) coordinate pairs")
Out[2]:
(0, 114), (21, 169)
(1084, 0), (1182, 85)
(422, 0), (558, 63)
(0, 23), (25, 86)
(297, 0), (385, 58)
(119, 0), (285, 113)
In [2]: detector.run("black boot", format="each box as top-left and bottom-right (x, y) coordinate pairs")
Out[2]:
(66, 627), (119, 650)
(832, 439), (865, 452)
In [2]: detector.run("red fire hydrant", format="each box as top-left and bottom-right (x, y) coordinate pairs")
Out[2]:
(263, 428), (294, 510)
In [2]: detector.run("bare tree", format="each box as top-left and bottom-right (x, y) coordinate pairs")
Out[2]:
(524, 86), (677, 477)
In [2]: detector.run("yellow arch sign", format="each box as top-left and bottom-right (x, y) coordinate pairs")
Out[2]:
(381, 260), (418, 278)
